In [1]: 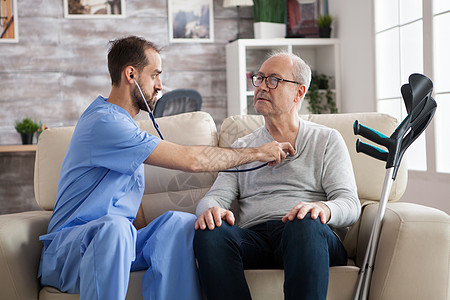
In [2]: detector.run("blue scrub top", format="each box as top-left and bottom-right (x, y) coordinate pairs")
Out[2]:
(42, 96), (161, 237)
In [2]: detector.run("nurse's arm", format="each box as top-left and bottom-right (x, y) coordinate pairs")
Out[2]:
(144, 140), (294, 173)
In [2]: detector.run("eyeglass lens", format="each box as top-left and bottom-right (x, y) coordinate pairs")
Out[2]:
(252, 75), (279, 89)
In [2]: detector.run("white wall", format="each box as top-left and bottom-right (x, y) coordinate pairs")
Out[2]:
(330, 0), (450, 214)
(330, 0), (376, 113)
(402, 173), (450, 214)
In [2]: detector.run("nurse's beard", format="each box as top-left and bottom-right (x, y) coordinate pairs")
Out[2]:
(132, 85), (154, 112)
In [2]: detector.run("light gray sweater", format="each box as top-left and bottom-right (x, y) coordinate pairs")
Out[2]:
(196, 119), (361, 229)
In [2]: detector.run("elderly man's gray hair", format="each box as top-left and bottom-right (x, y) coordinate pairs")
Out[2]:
(267, 51), (312, 93)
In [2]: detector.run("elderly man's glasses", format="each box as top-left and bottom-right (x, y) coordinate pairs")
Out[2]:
(251, 74), (300, 89)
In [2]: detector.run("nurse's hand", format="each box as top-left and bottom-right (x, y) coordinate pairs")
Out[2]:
(195, 207), (235, 230)
(257, 141), (295, 166)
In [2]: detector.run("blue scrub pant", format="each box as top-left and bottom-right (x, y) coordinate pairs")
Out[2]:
(194, 215), (347, 300)
(40, 211), (201, 300)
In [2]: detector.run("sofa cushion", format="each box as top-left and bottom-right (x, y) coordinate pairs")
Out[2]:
(39, 267), (359, 300)
(137, 112), (219, 222)
(34, 111), (218, 215)
(39, 270), (146, 300)
(219, 113), (407, 203)
(244, 266), (359, 300)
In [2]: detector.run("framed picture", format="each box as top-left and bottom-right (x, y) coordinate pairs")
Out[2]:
(63, 0), (126, 19)
(0, 0), (19, 43)
(286, 0), (320, 38)
(168, 0), (214, 43)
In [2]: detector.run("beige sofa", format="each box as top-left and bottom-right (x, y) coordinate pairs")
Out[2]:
(0, 111), (448, 300)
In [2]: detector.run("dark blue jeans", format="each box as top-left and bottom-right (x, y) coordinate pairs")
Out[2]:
(194, 215), (347, 300)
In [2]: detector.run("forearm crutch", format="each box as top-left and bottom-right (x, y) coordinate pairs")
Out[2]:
(352, 73), (437, 300)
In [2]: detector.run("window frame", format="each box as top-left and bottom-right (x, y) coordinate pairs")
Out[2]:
(374, 0), (450, 179)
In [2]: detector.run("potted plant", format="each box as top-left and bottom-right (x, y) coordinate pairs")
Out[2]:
(36, 121), (48, 142)
(305, 73), (338, 114)
(253, 0), (286, 39)
(317, 14), (333, 38)
(14, 117), (40, 145)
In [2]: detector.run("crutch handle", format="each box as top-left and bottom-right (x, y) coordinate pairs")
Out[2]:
(353, 120), (388, 145)
(356, 139), (388, 162)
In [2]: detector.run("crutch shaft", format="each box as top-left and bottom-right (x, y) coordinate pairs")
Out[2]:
(353, 168), (394, 300)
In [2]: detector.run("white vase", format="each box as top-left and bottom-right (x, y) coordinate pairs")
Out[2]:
(253, 22), (286, 39)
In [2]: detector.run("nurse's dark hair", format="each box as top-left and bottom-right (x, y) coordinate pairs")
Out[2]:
(107, 36), (161, 86)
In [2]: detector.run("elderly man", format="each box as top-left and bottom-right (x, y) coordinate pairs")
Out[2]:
(194, 52), (360, 300)
(38, 36), (294, 300)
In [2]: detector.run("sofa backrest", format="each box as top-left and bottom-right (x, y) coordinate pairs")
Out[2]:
(34, 111), (407, 224)
(219, 113), (407, 203)
(139, 112), (218, 222)
(34, 111), (218, 223)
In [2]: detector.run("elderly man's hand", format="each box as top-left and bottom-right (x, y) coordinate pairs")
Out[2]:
(281, 201), (331, 224)
(195, 206), (235, 230)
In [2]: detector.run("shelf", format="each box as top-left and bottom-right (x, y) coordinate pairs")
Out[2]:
(0, 145), (37, 153)
(226, 38), (341, 116)
(235, 38), (339, 49)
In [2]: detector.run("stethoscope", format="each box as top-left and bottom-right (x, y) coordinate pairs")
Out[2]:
(132, 75), (165, 140)
(132, 75), (269, 173)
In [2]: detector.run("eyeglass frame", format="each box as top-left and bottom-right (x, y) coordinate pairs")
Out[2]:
(251, 74), (301, 90)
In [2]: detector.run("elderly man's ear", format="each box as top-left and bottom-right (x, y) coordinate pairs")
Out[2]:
(295, 85), (306, 103)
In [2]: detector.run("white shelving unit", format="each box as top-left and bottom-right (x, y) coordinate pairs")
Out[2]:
(225, 38), (341, 116)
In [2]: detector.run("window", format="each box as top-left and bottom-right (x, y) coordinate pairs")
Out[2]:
(433, 0), (450, 173)
(374, 0), (450, 174)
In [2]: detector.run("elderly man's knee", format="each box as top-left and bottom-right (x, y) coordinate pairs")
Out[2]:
(194, 223), (233, 252)
(283, 214), (326, 242)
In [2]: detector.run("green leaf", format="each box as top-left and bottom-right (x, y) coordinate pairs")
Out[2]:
(253, 0), (286, 23)
(14, 117), (40, 134)
(305, 73), (338, 114)
(317, 14), (333, 28)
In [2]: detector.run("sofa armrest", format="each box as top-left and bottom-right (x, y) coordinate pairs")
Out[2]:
(0, 211), (52, 300)
(360, 202), (449, 300)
